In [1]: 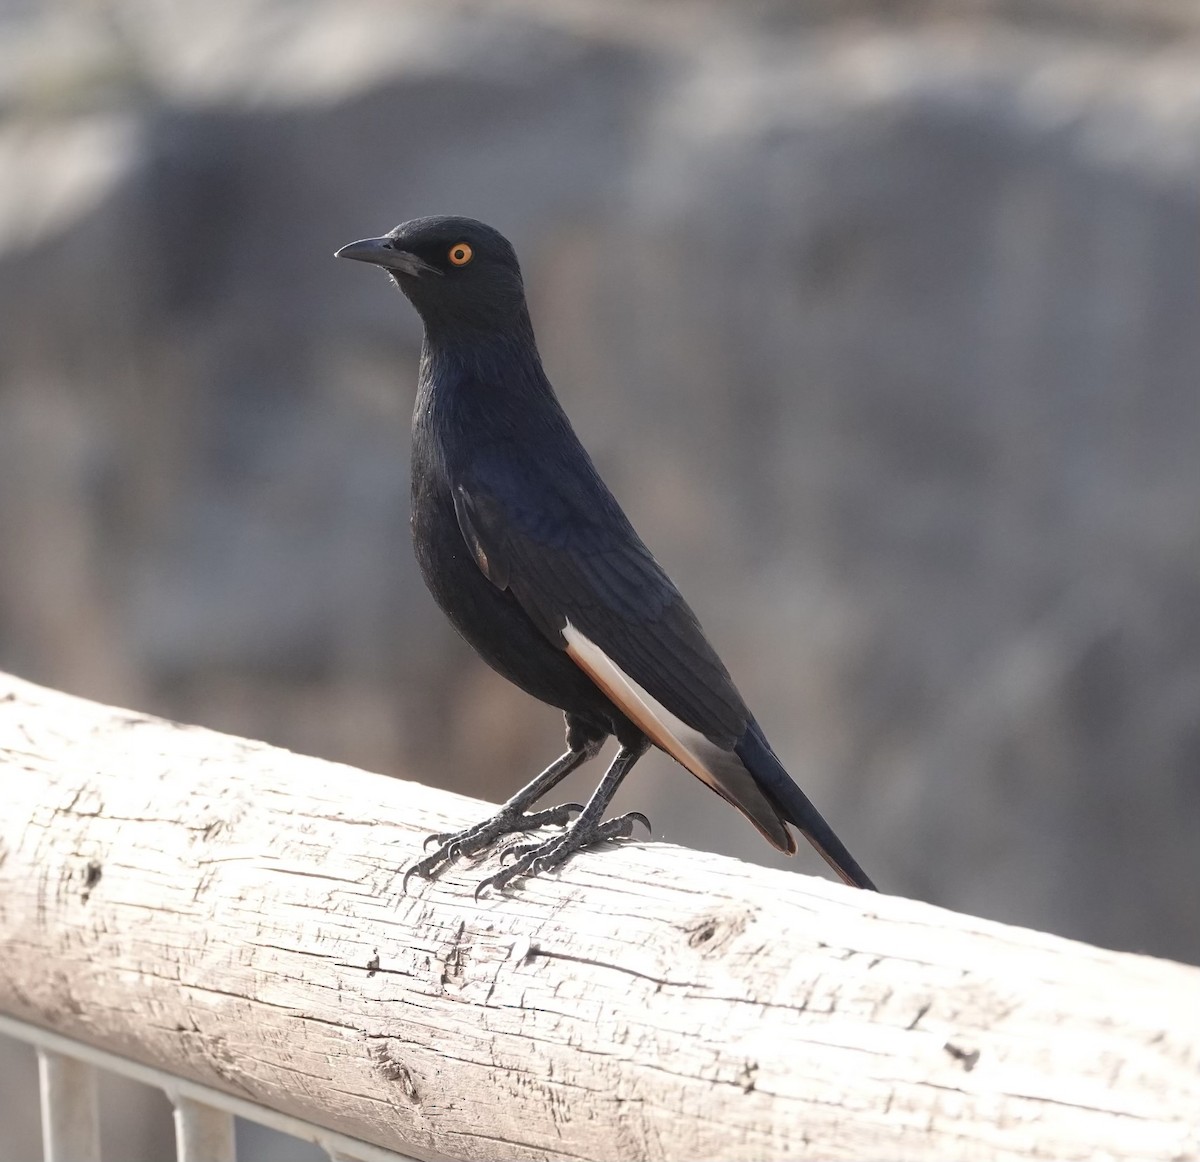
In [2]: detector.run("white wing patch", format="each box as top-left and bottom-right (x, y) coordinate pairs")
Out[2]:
(562, 620), (731, 795)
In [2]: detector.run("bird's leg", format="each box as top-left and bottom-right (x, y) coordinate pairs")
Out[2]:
(476, 737), (652, 896)
(402, 735), (604, 889)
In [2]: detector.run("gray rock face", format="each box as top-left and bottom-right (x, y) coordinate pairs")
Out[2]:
(1, 0), (1199, 969)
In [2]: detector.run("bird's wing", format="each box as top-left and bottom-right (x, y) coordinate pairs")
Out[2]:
(453, 459), (795, 851)
(453, 470), (744, 742)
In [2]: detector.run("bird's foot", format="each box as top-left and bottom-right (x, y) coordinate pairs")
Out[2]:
(402, 802), (584, 891)
(474, 811), (651, 898)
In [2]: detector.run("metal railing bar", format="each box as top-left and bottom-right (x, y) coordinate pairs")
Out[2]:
(37, 1048), (101, 1162)
(174, 1096), (237, 1162)
(2, 1016), (426, 1162)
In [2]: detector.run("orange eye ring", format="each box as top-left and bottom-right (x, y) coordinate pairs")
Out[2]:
(448, 242), (473, 267)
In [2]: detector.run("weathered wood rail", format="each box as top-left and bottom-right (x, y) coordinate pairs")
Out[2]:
(1, 671), (1198, 1161)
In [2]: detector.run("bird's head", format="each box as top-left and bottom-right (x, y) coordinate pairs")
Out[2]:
(336, 216), (528, 337)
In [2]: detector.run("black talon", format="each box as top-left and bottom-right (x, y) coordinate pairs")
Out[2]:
(499, 841), (539, 866)
(543, 803), (585, 826)
(401, 862), (429, 894)
(590, 813), (649, 845)
(473, 874), (506, 901)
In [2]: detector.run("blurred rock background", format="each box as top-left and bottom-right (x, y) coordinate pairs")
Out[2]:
(1, 0), (1198, 1156)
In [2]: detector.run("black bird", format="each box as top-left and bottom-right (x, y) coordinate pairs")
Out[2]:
(336, 216), (876, 894)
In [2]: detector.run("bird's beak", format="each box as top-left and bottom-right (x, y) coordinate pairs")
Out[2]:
(335, 236), (442, 277)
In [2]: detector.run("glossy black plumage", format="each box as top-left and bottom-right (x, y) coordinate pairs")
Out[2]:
(336, 215), (876, 893)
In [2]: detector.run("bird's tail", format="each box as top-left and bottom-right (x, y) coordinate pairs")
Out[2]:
(735, 725), (877, 891)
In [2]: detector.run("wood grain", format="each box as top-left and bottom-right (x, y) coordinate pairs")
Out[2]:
(1, 672), (1197, 1161)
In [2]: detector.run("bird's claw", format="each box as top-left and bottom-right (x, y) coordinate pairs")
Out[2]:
(473, 877), (500, 902)
(402, 836), (478, 893)
(627, 811), (652, 836)
(401, 861), (430, 894)
(402, 801), (586, 892)
(498, 838), (541, 865)
(422, 830), (455, 854)
(472, 810), (651, 895)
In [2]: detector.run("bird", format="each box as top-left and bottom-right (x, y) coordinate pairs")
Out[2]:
(336, 215), (876, 895)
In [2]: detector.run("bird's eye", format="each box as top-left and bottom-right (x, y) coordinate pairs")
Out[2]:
(448, 242), (473, 267)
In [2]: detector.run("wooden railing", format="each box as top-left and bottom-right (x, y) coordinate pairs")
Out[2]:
(1, 672), (1198, 1161)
